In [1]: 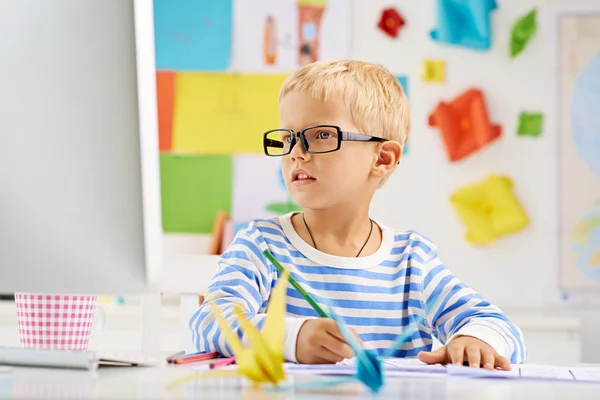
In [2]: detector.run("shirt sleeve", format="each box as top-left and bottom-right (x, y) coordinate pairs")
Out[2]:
(421, 251), (527, 364)
(188, 222), (310, 361)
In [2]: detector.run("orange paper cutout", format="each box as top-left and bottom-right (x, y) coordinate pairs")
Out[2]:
(428, 88), (501, 162)
(157, 71), (176, 152)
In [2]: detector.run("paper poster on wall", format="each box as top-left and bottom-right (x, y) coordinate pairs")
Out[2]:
(172, 73), (287, 154)
(396, 75), (410, 155)
(157, 71), (175, 152)
(153, 0), (233, 71)
(232, 155), (301, 224)
(558, 14), (600, 291)
(160, 154), (233, 234)
(230, 0), (350, 71)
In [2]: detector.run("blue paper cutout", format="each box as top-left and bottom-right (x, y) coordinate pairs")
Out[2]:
(396, 75), (410, 155)
(153, 0), (232, 71)
(430, 0), (497, 51)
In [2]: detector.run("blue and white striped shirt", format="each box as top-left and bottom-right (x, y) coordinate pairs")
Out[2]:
(190, 213), (527, 364)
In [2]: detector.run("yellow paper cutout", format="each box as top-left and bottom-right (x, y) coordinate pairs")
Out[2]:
(450, 176), (529, 245)
(172, 73), (287, 154)
(168, 269), (289, 390)
(422, 59), (446, 83)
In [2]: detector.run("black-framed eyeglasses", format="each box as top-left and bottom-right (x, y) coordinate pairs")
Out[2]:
(263, 125), (388, 156)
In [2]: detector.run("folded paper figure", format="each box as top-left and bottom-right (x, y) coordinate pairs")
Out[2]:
(168, 269), (290, 389)
(510, 8), (537, 58)
(377, 7), (406, 38)
(450, 176), (529, 245)
(422, 59), (446, 83)
(429, 88), (501, 162)
(517, 112), (543, 137)
(430, 0), (497, 51)
(269, 291), (441, 394)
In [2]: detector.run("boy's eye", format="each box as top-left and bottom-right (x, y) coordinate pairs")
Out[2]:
(317, 130), (333, 139)
(282, 134), (292, 143)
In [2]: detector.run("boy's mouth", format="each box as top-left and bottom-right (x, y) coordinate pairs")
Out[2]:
(292, 169), (316, 185)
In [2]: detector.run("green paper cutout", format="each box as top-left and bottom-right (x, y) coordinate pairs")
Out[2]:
(160, 154), (232, 233)
(517, 112), (543, 137)
(510, 8), (537, 58)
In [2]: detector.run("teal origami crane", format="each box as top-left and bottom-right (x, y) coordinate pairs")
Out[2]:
(430, 0), (498, 51)
(263, 253), (442, 394)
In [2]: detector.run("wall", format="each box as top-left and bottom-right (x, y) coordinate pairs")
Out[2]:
(162, 0), (600, 362)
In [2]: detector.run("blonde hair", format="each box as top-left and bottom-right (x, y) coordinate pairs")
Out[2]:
(279, 59), (410, 148)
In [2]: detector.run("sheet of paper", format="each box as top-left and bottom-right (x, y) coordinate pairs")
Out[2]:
(172, 73), (286, 154)
(156, 71), (175, 152)
(285, 358), (447, 376)
(447, 364), (600, 383)
(153, 0), (232, 71)
(160, 154), (233, 233)
(232, 156), (301, 224)
(231, 0), (350, 71)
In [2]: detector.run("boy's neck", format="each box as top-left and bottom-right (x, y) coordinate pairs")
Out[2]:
(292, 205), (382, 258)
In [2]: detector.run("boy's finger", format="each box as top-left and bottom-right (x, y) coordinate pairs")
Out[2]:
(481, 348), (495, 370)
(494, 353), (511, 371)
(321, 331), (355, 360)
(449, 344), (464, 365)
(417, 347), (446, 364)
(466, 346), (481, 368)
(314, 348), (345, 364)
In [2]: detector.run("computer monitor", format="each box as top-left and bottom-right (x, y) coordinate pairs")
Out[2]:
(0, 0), (162, 295)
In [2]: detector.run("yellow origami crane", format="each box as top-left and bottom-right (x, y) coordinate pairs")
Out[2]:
(450, 175), (529, 245)
(167, 269), (289, 390)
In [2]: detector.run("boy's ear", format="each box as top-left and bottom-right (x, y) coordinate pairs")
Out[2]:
(372, 141), (402, 177)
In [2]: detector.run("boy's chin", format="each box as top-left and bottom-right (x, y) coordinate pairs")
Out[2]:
(291, 195), (333, 211)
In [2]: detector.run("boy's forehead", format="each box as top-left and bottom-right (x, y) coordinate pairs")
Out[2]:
(279, 92), (349, 127)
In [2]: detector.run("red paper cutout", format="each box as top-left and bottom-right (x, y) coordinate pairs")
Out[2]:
(157, 71), (176, 152)
(428, 88), (501, 162)
(377, 8), (405, 38)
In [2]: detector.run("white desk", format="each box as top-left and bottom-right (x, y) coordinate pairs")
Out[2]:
(0, 363), (599, 399)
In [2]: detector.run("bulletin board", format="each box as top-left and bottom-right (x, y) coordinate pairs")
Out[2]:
(154, 0), (600, 307)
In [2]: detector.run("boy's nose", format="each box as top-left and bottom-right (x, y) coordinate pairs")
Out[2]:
(289, 137), (309, 161)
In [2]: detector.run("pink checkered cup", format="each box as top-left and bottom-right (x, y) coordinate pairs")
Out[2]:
(14, 294), (106, 351)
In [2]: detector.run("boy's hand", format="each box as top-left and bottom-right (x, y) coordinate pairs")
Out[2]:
(417, 335), (511, 371)
(296, 319), (362, 364)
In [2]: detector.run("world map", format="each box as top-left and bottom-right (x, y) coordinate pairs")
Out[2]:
(571, 52), (600, 178)
(571, 210), (600, 283)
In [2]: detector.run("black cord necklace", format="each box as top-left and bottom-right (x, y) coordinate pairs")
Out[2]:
(302, 213), (374, 257)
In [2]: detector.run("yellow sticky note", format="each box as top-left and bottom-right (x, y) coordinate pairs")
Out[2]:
(422, 59), (446, 83)
(450, 176), (529, 245)
(173, 73), (287, 154)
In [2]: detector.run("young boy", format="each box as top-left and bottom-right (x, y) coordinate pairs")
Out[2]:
(190, 59), (526, 369)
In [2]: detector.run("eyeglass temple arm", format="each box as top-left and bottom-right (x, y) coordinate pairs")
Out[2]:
(265, 138), (284, 148)
(341, 131), (387, 142)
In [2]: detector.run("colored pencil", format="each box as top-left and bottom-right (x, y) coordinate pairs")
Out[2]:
(173, 351), (219, 365)
(210, 356), (236, 369)
(263, 250), (329, 318)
